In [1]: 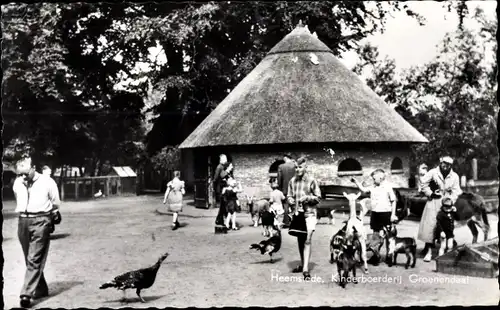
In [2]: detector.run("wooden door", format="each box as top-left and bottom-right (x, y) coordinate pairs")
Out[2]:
(194, 152), (213, 209)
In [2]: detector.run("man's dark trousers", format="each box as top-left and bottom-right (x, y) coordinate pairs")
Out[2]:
(18, 215), (51, 298)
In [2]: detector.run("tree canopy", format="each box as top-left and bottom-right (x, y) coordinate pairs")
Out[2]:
(2, 1), (483, 175)
(353, 7), (497, 179)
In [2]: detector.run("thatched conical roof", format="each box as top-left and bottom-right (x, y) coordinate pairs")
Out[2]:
(180, 23), (428, 149)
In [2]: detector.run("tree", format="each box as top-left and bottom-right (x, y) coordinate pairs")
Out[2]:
(353, 7), (498, 179)
(2, 3), (148, 174)
(114, 1), (426, 154)
(2, 1), (479, 172)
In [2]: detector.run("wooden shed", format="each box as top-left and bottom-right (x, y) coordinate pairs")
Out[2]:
(179, 22), (428, 208)
(107, 166), (138, 195)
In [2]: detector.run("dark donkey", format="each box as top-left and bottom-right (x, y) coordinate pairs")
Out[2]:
(396, 183), (490, 244)
(429, 179), (490, 243)
(448, 192), (490, 243)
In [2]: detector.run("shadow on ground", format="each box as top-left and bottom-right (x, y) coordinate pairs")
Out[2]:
(50, 233), (71, 240)
(249, 257), (284, 264)
(287, 260), (317, 272)
(33, 281), (84, 306)
(103, 295), (164, 304)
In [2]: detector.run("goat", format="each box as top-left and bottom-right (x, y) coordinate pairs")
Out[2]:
(341, 192), (369, 273)
(329, 210), (346, 264)
(336, 241), (360, 288)
(384, 224), (417, 269)
(329, 197), (371, 265)
(246, 195), (274, 236)
(317, 207), (336, 225)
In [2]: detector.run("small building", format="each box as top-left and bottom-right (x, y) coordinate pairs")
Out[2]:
(179, 22), (427, 207)
(107, 166), (138, 195)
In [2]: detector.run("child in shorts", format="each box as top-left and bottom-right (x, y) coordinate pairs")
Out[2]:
(269, 181), (285, 228)
(352, 169), (398, 237)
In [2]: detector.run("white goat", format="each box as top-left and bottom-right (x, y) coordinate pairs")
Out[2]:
(342, 192), (369, 273)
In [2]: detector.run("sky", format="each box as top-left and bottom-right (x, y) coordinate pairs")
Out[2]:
(116, 0), (496, 90)
(339, 0), (497, 72)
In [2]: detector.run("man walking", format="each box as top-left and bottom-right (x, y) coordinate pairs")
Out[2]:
(13, 157), (62, 308)
(287, 157), (321, 280)
(213, 154), (232, 226)
(277, 153), (295, 228)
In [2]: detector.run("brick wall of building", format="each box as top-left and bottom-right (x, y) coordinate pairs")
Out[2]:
(231, 147), (411, 199)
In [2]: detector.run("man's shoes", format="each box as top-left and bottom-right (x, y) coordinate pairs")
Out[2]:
(292, 265), (303, 273)
(20, 296), (31, 308)
(303, 271), (311, 280)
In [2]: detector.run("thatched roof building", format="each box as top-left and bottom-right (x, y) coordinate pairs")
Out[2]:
(179, 22), (428, 206)
(180, 23), (427, 149)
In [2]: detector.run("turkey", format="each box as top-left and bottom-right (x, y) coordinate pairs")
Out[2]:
(249, 227), (282, 263)
(99, 252), (169, 302)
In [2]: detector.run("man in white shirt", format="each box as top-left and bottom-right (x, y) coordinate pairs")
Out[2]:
(14, 157), (61, 308)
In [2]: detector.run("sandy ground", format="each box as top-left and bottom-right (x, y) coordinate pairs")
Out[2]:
(2, 195), (499, 308)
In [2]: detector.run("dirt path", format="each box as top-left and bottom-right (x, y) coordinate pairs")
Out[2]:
(2, 196), (498, 308)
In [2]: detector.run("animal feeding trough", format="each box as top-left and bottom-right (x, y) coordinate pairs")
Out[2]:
(435, 237), (499, 278)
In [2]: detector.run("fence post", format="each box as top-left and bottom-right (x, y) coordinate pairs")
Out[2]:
(471, 158), (478, 181)
(106, 177), (111, 197)
(117, 178), (122, 196)
(75, 178), (79, 200)
(60, 179), (65, 201)
(91, 178), (95, 197)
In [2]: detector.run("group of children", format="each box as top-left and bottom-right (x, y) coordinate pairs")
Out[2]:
(163, 166), (400, 243)
(163, 169), (246, 231)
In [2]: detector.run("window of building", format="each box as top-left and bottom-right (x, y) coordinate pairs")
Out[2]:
(391, 157), (404, 174)
(337, 158), (363, 176)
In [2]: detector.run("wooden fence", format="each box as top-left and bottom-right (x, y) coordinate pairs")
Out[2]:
(54, 176), (137, 200)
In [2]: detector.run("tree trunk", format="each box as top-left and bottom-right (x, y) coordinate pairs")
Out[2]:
(97, 160), (104, 176)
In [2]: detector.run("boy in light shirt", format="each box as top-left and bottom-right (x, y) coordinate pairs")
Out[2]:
(352, 169), (398, 237)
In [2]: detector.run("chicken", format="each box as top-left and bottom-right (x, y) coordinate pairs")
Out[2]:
(99, 252), (169, 303)
(249, 228), (282, 263)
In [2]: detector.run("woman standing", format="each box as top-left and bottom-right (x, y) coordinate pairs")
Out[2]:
(163, 171), (186, 230)
(417, 156), (462, 262)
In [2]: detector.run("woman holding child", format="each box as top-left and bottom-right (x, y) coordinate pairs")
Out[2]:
(417, 156), (462, 262)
